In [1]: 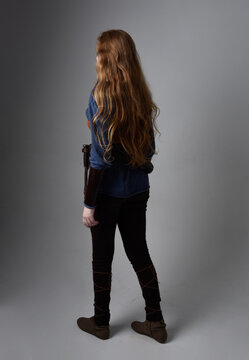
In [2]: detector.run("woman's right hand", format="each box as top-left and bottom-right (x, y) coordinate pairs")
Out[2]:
(82, 206), (99, 228)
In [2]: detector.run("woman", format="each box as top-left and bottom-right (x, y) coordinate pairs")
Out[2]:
(77, 29), (168, 343)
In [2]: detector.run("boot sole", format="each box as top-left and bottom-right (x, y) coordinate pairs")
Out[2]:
(131, 323), (167, 343)
(77, 318), (110, 340)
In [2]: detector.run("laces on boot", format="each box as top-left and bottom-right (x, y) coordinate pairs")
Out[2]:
(135, 263), (162, 318)
(93, 270), (112, 322)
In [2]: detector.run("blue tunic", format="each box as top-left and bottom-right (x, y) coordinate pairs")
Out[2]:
(84, 91), (155, 208)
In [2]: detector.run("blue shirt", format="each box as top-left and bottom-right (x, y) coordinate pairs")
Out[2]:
(84, 91), (155, 208)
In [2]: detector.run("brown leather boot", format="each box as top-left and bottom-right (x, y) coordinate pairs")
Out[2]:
(77, 316), (110, 340)
(131, 319), (168, 343)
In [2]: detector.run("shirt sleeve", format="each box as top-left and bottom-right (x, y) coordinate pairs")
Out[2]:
(85, 92), (112, 170)
(83, 202), (96, 209)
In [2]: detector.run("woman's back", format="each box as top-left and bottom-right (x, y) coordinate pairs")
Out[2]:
(85, 91), (155, 198)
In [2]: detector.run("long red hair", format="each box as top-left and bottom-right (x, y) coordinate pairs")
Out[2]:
(91, 29), (161, 168)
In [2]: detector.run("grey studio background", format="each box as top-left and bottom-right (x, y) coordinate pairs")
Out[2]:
(1, 0), (249, 359)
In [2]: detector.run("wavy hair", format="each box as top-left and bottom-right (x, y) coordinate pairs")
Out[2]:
(91, 29), (161, 168)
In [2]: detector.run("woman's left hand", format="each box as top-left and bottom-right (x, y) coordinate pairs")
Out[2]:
(82, 206), (99, 228)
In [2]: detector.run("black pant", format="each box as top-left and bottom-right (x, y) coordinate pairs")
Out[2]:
(90, 188), (164, 325)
